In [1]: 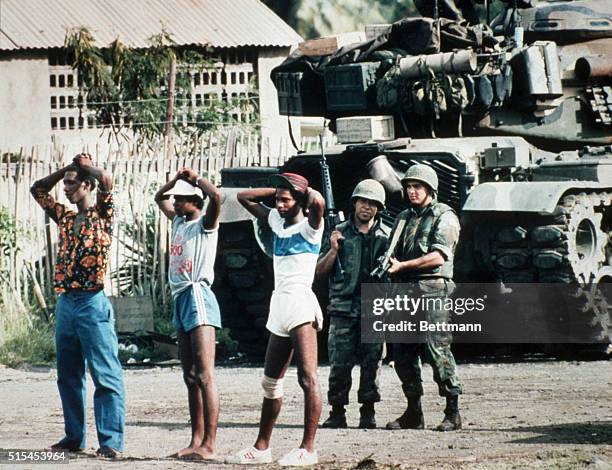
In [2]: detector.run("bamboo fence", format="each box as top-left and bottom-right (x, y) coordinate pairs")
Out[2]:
(0, 130), (335, 315)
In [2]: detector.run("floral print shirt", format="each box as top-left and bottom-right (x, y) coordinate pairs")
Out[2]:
(33, 190), (114, 293)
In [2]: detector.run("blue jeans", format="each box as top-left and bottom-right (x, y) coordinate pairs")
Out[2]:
(55, 290), (125, 451)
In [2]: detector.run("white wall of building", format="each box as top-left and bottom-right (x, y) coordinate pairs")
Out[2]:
(50, 128), (120, 157)
(0, 52), (51, 151)
(257, 47), (303, 158)
(1, 46), (298, 157)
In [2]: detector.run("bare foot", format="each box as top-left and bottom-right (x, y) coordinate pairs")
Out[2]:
(169, 446), (197, 458)
(180, 446), (216, 461)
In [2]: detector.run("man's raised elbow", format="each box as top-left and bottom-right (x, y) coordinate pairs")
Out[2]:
(209, 188), (222, 205)
(310, 193), (325, 212)
(30, 181), (42, 197)
(312, 200), (326, 217)
(237, 191), (250, 207)
(100, 171), (113, 190)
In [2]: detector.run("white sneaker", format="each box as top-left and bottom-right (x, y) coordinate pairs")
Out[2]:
(278, 448), (318, 467)
(226, 446), (273, 465)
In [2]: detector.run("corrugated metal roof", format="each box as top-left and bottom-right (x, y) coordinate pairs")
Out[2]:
(0, 0), (302, 51)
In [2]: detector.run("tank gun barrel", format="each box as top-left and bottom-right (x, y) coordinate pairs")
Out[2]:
(575, 56), (612, 80)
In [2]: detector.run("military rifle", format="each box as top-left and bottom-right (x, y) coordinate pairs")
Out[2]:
(319, 135), (345, 281)
(370, 255), (391, 281)
(369, 213), (408, 281)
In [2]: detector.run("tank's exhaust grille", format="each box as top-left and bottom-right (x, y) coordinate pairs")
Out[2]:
(380, 154), (469, 225)
(404, 158), (462, 210)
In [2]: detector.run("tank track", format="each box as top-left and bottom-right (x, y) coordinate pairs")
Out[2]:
(482, 190), (611, 348)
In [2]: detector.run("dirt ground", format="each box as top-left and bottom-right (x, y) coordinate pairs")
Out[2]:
(0, 358), (611, 469)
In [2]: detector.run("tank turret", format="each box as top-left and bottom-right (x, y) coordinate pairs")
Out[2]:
(214, 1), (612, 358)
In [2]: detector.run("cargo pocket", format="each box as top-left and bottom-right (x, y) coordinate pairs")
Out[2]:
(417, 279), (446, 295)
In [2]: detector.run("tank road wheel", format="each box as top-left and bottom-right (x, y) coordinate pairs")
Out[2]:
(556, 194), (607, 284)
(478, 190), (611, 355)
(537, 193), (610, 355)
(555, 267), (612, 358)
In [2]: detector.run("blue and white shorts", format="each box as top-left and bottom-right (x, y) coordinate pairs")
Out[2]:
(172, 283), (222, 332)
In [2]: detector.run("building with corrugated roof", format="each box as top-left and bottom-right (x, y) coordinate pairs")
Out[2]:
(0, 0), (302, 151)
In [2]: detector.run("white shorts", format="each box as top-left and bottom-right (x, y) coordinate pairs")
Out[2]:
(266, 287), (323, 337)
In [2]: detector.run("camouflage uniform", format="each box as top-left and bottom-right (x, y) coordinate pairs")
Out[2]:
(391, 200), (463, 398)
(321, 218), (390, 406)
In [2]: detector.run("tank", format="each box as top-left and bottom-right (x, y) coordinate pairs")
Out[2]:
(213, 0), (612, 358)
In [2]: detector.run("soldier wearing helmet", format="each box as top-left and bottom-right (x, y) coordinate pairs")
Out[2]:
(316, 179), (390, 429)
(385, 164), (463, 432)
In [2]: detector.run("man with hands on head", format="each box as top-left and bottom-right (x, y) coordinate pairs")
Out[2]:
(231, 173), (325, 467)
(154, 168), (222, 460)
(31, 154), (125, 459)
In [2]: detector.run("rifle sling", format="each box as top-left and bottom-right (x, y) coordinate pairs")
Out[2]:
(287, 115), (301, 152)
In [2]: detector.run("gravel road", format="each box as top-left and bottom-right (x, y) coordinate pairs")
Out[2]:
(0, 359), (611, 469)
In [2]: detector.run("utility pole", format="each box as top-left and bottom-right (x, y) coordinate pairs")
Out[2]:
(160, 51), (177, 307)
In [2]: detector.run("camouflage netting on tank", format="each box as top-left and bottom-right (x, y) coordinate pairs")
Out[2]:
(325, 18), (498, 66)
(271, 18), (498, 80)
(271, 17), (505, 137)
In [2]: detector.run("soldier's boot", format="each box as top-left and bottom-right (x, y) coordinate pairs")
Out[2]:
(385, 397), (424, 430)
(358, 403), (376, 429)
(321, 405), (347, 429)
(435, 396), (462, 431)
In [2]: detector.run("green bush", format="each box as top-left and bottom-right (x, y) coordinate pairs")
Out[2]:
(0, 305), (56, 367)
(216, 327), (239, 356)
(154, 313), (175, 336)
(0, 207), (19, 257)
(0, 209), (54, 367)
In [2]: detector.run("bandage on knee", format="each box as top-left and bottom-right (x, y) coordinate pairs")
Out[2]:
(261, 375), (284, 399)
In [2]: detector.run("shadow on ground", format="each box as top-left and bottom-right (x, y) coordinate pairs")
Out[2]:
(507, 421), (612, 445)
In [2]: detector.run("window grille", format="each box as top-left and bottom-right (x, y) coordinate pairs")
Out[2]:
(48, 48), (257, 132)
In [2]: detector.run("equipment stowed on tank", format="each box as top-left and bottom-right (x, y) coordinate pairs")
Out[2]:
(215, 0), (612, 358)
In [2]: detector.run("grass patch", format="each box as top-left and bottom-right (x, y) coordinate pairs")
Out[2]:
(0, 294), (240, 366)
(0, 305), (55, 367)
(154, 312), (175, 336)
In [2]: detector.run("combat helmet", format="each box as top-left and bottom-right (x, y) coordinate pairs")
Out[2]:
(401, 164), (438, 192)
(351, 179), (386, 209)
